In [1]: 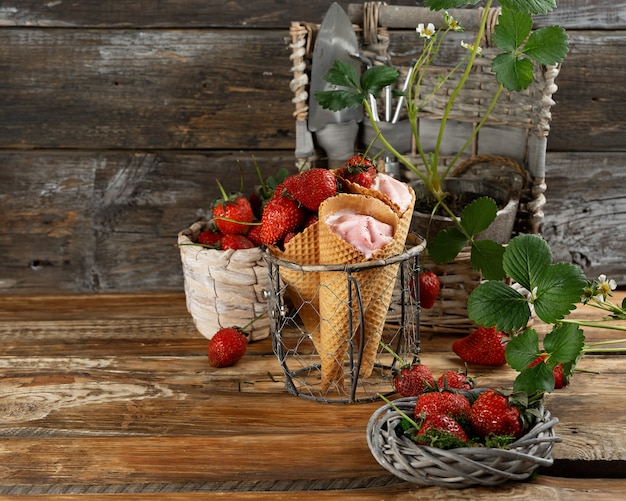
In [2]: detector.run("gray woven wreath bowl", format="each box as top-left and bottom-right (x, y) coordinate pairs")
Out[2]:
(366, 396), (561, 488)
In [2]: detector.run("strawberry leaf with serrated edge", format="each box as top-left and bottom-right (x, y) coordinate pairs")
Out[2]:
(542, 323), (585, 365)
(467, 280), (532, 331)
(427, 227), (468, 264)
(459, 197), (498, 236)
(361, 65), (399, 98)
(491, 52), (534, 91)
(492, 8), (533, 52)
(499, 0), (557, 15)
(506, 327), (540, 371)
(522, 26), (569, 65)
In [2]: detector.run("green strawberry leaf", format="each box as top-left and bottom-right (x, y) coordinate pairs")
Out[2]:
(513, 362), (555, 393)
(467, 280), (532, 331)
(522, 26), (569, 65)
(506, 327), (540, 371)
(491, 52), (534, 91)
(542, 323), (585, 364)
(459, 197), (498, 237)
(503, 234), (551, 292)
(315, 89), (362, 111)
(426, 227), (468, 264)
(499, 0), (557, 15)
(492, 8), (533, 52)
(322, 59), (361, 89)
(361, 65), (399, 98)
(533, 262), (587, 324)
(470, 239), (506, 280)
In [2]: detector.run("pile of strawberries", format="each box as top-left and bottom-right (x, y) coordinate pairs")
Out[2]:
(392, 363), (541, 449)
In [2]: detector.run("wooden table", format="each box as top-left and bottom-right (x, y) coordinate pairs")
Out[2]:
(1, 291), (625, 500)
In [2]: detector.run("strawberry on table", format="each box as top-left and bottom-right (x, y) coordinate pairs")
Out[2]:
(212, 180), (254, 235)
(282, 168), (337, 211)
(207, 327), (248, 368)
(452, 326), (508, 366)
(394, 363), (435, 397)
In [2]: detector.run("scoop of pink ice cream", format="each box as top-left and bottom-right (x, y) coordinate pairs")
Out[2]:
(371, 173), (413, 213)
(325, 209), (394, 259)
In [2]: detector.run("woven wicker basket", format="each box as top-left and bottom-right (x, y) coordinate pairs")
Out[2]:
(178, 220), (270, 342)
(367, 396), (560, 488)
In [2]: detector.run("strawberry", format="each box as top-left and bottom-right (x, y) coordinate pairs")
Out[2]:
(437, 369), (475, 391)
(469, 389), (524, 439)
(415, 413), (469, 446)
(418, 271), (440, 309)
(196, 228), (222, 247)
(339, 155), (377, 188)
(393, 363), (435, 397)
(220, 234), (255, 250)
(259, 194), (307, 245)
(282, 168), (337, 211)
(452, 326), (508, 366)
(529, 354), (567, 389)
(245, 224), (264, 247)
(212, 180), (254, 235)
(414, 391), (471, 421)
(207, 327), (248, 368)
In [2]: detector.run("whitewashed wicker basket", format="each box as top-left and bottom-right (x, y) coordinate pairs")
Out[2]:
(366, 396), (560, 488)
(178, 220), (270, 341)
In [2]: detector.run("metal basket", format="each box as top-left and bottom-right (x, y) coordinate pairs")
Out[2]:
(366, 396), (560, 488)
(264, 236), (426, 403)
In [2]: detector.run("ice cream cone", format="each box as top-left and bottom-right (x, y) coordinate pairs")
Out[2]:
(317, 194), (401, 393)
(357, 185), (416, 378)
(268, 222), (322, 352)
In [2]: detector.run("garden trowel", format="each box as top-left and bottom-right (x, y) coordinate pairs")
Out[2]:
(308, 2), (363, 167)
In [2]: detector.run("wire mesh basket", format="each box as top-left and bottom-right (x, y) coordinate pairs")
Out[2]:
(264, 235), (426, 403)
(367, 396), (560, 488)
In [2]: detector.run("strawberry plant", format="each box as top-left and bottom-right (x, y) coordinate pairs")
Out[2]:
(468, 233), (626, 395)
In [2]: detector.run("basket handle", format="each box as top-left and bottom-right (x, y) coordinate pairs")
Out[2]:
(451, 154), (527, 189)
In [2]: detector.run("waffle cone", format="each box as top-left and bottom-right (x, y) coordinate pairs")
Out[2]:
(358, 185), (416, 378)
(317, 194), (401, 392)
(268, 222), (322, 351)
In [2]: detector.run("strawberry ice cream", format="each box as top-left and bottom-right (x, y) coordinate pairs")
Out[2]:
(324, 209), (394, 259)
(371, 172), (413, 214)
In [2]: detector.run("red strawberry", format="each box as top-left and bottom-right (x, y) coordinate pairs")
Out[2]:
(260, 194), (307, 245)
(282, 168), (337, 211)
(452, 326), (508, 366)
(207, 327), (248, 368)
(437, 369), (475, 391)
(246, 224), (264, 247)
(220, 234), (255, 250)
(415, 413), (469, 445)
(212, 180), (254, 235)
(419, 271), (440, 309)
(469, 389), (524, 439)
(197, 228), (222, 247)
(393, 363), (435, 397)
(339, 155), (377, 188)
(414, 391), (471, 421)
(529, 354), (567, 389)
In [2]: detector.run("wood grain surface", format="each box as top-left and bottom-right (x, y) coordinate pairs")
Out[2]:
(0, 292), (624, 498)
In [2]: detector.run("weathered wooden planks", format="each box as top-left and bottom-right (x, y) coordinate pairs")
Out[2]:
(0, 1), (625, 293)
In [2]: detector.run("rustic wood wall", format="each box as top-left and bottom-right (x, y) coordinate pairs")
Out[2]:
(0, 0), (624, 295)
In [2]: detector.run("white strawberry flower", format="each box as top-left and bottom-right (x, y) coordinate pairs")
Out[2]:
(596, 274), (617, 301)
(417, 22), (436, 39)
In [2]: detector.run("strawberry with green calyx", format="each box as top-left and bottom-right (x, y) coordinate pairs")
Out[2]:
(282, 168), (337, 211)
(338, 154), (378, 188)
(213, 179), (254, 235)
(468, 388), (544, 441)
(452, 325), (508, 366)
(380, 341), (435, 397)
(259, 193), (307, 246)
(437, 369), (475, 391)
